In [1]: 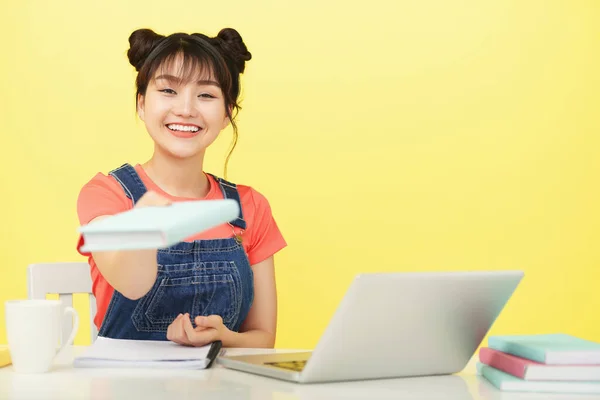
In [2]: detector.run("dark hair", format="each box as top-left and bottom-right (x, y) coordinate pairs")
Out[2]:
(127, 28), (252, 178)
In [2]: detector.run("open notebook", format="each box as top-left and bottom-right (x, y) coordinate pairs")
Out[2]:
(74, 337), (222, 369)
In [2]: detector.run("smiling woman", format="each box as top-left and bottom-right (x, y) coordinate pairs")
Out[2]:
(129, 29), (249, 167)
(75, 28), (287, 349)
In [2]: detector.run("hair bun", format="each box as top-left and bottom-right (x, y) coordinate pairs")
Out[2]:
(213, 28), (252, 73)
(127, 29), (165, 71)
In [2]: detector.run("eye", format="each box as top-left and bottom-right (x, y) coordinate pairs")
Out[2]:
(199, 93), (216, 99)
(159, 88), (176, 94)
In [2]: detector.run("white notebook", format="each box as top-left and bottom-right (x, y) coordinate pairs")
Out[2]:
(78, 199), (240, 252)
(73, 337), (222, 369)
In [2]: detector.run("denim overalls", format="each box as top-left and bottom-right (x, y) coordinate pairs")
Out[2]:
(97, 163), (254, 340)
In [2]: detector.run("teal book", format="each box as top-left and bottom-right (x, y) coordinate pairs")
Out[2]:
(78, 199), (240, 252)
(487, 334), (600, 365)
(477, 362), (600, 394)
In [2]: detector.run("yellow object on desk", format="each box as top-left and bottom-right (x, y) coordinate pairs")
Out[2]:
(0, 347), (12, 368)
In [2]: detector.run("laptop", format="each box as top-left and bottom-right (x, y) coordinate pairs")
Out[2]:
(217, 270), (524, 383)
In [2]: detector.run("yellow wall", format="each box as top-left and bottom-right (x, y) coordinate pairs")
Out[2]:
(1, 0), (599, 349)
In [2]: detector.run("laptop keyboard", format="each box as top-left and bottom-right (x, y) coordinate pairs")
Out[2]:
(265, 360), (307, 372)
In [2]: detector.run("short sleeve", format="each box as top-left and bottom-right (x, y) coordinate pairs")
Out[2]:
(76, 173), (132, 255)
(245, 188), (287, 266)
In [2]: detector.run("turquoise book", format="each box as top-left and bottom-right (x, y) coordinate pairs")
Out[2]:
(477, 362), (600, 394)
(487, 334), (600, 365)
(78, 199), (240, 252)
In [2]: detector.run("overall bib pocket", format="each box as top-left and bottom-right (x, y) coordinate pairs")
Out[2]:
(131, 261), (241, 332)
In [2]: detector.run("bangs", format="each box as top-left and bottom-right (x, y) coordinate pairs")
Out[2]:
(151, 50), (219, 86)
(136, 34), (233, 96)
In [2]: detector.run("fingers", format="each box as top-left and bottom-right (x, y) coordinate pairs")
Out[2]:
(167, 313), (190, 346)
(195, 314), (223, 328)
(168, 314), (223, 347)
(184, 315), (218, 347)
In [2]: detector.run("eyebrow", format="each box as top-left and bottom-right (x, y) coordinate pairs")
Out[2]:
(154, 74), (220, 87)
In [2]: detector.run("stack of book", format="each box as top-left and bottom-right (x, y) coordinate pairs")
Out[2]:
(477, 333), (600, 394)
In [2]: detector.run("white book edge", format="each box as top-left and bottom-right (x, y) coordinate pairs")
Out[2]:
(80, 231), (167, 252)
(526, 364), (600, 381)
(478, 363), (600, 394)
(72, 337), (222, 370)
(73, 358), (210, 369)
(546, 351), (600, 365)
(501, 379), (600, 394)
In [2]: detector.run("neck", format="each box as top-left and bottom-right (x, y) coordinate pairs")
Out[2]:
(142, 145), (210, 198)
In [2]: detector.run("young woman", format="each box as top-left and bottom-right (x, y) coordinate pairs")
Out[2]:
(76, 28), (286, 348)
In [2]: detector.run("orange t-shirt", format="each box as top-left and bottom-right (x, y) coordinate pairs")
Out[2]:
(76, 164), (287, 330)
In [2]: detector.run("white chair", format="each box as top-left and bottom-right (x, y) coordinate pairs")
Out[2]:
(27, 262), (98, 345)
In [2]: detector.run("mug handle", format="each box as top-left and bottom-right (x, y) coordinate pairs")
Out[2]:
(56, 306), (79, 356)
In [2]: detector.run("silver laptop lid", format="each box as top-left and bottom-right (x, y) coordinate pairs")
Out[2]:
(300, 270), (524, 383)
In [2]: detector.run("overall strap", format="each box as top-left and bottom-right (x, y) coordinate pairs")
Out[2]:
(108, 163), (148, 204)
(207, 173), (247, 230)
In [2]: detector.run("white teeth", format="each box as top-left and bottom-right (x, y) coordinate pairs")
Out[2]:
(167, 124), (200, 132)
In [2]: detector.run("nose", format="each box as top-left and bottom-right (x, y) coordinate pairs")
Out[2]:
(173, 94), (198, 118)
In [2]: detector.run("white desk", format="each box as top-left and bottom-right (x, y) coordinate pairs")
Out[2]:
(1, 347), (598, 400)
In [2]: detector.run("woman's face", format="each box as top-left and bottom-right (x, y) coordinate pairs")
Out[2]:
(137, 54), (229, 159)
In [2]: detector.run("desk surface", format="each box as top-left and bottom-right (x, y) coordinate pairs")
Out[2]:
(1, 347), (599, 400)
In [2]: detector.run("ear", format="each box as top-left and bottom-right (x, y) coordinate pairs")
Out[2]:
(137, 93), (146, 121)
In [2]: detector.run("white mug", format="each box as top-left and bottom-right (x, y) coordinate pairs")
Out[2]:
(5, 299), (79, 373)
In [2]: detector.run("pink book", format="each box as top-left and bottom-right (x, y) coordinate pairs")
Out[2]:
(479, 347), (600, 381)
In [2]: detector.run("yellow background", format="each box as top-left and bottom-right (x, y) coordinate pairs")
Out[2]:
(0, 0), (599, 349)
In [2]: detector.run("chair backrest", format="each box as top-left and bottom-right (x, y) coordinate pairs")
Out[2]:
(27, 262), (98, 345)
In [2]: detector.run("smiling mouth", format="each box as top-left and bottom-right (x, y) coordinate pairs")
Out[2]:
(166, 124), (201, 133)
